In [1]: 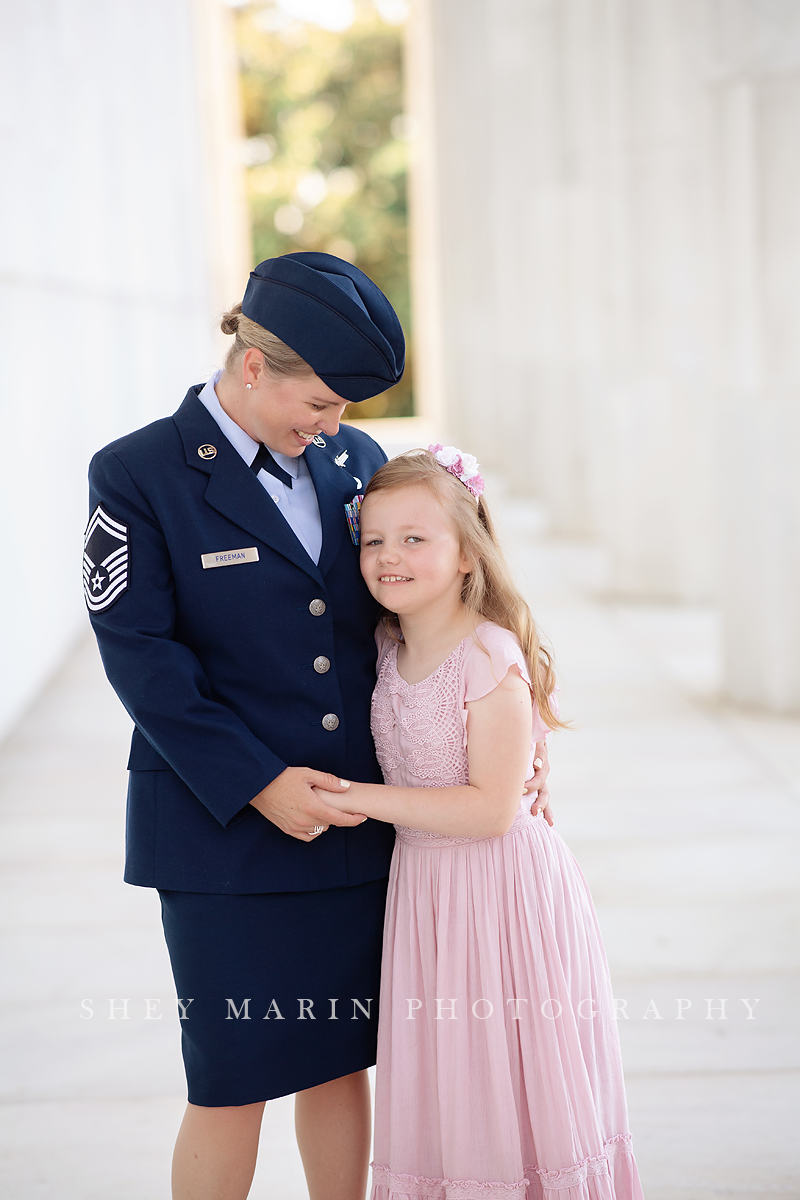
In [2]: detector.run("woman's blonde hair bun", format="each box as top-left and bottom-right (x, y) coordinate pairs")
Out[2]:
(220, 307), (241, 337)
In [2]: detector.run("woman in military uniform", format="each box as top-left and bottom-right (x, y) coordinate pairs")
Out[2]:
(85, 253), (404, 1200)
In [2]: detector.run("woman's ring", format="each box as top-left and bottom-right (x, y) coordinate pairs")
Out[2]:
(310, 825), (324, 836)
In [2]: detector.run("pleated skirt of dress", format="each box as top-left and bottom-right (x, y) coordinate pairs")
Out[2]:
(370, 811), (645, 1200)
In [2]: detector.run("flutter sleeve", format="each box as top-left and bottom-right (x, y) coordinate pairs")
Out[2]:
(461, 622), (551, 744)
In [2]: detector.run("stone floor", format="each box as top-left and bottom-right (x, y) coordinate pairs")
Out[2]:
(1, 487), (799, 1199)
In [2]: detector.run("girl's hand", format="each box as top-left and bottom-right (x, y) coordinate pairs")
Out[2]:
(311, 781), (366, 814)
(526, 740), (554, 826)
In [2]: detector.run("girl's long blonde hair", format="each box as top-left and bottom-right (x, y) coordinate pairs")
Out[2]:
(364, 449), (567, 731)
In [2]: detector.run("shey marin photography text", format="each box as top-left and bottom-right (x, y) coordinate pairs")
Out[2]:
(77, 996), (762, 1022)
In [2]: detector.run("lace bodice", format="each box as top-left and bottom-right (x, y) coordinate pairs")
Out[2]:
(370, 623), (549, 846)
(372, 638), (472, 789)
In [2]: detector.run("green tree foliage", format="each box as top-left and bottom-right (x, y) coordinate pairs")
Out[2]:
(234, 1), (412, 418)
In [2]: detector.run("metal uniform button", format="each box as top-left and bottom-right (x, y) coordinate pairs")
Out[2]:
(309, 599), (326, 616)
(314, 656), (331, 674)
(322, 713), (339, 731)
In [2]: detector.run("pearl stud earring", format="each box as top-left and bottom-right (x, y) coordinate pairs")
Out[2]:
(246, 383), (252, 389)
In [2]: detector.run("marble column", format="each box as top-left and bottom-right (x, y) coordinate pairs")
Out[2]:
(587, 0), (719, 600)
(405, 0), (494, 450)
(712, 3), (800, 711)
(408, 0), (599, 529)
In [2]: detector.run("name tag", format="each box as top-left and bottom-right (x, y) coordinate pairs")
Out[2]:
(201, 547), (259, 569)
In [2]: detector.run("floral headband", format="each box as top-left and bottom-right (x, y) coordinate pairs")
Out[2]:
(428, 444), (485, 498)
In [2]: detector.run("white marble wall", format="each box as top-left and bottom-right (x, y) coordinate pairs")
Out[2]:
(409, 0), (800, 711)
(0, 0), (248, 740)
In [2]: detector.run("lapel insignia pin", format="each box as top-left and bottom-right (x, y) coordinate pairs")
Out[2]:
(312, 435), (326, 447)
(83, 505), (130, 612)
(198, 444), (217, 459)
(344, 494), (364, 546)
(334, 450), (349, 468)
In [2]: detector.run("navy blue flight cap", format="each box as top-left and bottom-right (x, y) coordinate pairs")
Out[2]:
(241, 251), (405, 403)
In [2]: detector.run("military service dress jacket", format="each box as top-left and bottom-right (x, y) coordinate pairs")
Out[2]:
(85, 386), (395, 894)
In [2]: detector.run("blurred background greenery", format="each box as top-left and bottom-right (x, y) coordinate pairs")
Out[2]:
(233, 0), (413, 418)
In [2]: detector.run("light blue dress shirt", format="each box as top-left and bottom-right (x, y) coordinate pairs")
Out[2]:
(198, 371), (323, 564)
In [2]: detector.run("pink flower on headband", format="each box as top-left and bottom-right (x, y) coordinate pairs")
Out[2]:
(428, 444), (485, 498)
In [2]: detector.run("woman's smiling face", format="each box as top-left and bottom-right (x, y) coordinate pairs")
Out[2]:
(359, 484), (471, 618)
(239, 371), (348, 456)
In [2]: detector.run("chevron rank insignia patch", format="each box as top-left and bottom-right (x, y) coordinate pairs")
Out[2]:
(83, 506), (129, 612)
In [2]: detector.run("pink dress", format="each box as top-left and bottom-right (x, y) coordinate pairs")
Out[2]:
(369, 622), (644, 1200)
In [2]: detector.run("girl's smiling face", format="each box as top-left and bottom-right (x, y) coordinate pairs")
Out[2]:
(359, 484), (472, 617)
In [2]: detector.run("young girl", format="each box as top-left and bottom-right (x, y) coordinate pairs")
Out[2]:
(316, 447), (644, 1200)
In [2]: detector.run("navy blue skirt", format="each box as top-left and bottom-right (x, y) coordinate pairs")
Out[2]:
(159, 876), (389, 1106)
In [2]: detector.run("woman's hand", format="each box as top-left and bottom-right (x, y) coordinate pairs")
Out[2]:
(250, 768), (366, 842)
(525, 739), (553, 826)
